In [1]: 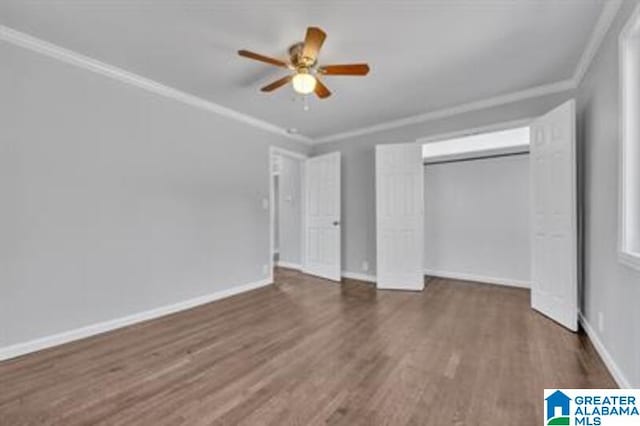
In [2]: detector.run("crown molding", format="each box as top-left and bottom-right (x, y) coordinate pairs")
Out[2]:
(1, 0), (623, 147)
(572, 0), (623, 85)
(313, 0), (623, 145)
(0, 25), (313, 145)
(313, 79), (575, 144)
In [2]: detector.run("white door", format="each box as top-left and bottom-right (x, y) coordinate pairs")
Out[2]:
(303, 152), (341, 281)
(376, 143), (424, 290)
(530, 100), (578, 331)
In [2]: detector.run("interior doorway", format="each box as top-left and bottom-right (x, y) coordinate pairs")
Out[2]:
(269, 148), (306, 280)
(421, 122), (532, 289)
(269, 147), (342, 283)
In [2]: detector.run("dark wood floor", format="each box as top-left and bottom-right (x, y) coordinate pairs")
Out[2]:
(0, 268), (615, 425)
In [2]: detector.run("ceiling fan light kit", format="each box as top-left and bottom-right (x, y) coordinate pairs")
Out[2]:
(238, 27), (370, 99)
(291, 70), (316, 95)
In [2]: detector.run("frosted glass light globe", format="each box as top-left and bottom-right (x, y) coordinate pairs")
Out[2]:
(292, 72), (317, 95)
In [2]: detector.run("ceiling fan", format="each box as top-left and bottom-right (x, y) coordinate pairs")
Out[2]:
(238, 27), (370, 99)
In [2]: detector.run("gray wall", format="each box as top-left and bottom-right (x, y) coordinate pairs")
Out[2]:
(313, 91), (573, 276)
(424, 154), (531, 286)
(0, 41), (308, 348)
(577, 0), (640, 387)
(277, 155), (302, 266)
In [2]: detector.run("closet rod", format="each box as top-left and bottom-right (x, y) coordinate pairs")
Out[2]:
(423, 150), (529, 166)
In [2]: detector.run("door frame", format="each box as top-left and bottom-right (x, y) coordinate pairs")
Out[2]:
(269, 146), (308, 283)
(416, 118), (533, 145)
(418, 118), (535, 283)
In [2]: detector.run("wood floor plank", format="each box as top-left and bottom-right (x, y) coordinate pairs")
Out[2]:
(0, 269), (616, 425)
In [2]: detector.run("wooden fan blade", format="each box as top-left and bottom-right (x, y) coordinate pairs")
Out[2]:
(238, 50), (288, 68)
(314, 78), (331, 99)
(318, 63), (370, 76)
(261, 75), (292, 92)
(302, 27), (326, 61)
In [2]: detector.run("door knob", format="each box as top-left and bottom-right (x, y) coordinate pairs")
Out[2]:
(333, 221), (340, 226)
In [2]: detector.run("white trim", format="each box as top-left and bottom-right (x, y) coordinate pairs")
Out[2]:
(619, 251), (640, 271)
(376, 282), (423, 292)
(0, 278), (272, 362)
(579, 313), (632, 389)
(341, 271), (376, 283)
(417, 118), (533, 145)
(301, 157), (308, 275)
(269, 147), (308, 282)
(270, 146), (308, 161)
(314, 80), (574, 144)
(0, 25), (312, 145)
(269, 153), (276, 284)
(573, 0), (623, 85)
(276, 261), (302, 270)
(274, 269), (377, 283)
(617, 3), (640, 273)
(419, 119), (531, 163)
(423, 269), (530, 289)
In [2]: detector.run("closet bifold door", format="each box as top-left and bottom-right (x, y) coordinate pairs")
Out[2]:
(375, 143), (424, 291)
(529, 99), (578, 331)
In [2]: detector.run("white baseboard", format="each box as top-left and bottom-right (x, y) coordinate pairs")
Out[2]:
(338, 270), (528, 288)
(275, 265), (377, 283)
(276, 261), (302, 270)
(377, 282), (424, 292)
(423, 269), (530, 289)
(341, 271), (376, 283)
(0, 278), (272, 362)
(579, 313), (632, 389)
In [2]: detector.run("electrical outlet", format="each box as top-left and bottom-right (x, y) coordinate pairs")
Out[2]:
(262, 264), (269, 275)
(261, 198), (269, 210)
(361, 261), (369, 272)
(598, 312), (605, 333)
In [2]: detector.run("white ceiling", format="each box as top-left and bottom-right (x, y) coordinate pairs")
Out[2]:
(1, 1), (608, 141)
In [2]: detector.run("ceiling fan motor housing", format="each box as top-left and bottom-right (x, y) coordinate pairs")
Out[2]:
(289, 42), (317, 69)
